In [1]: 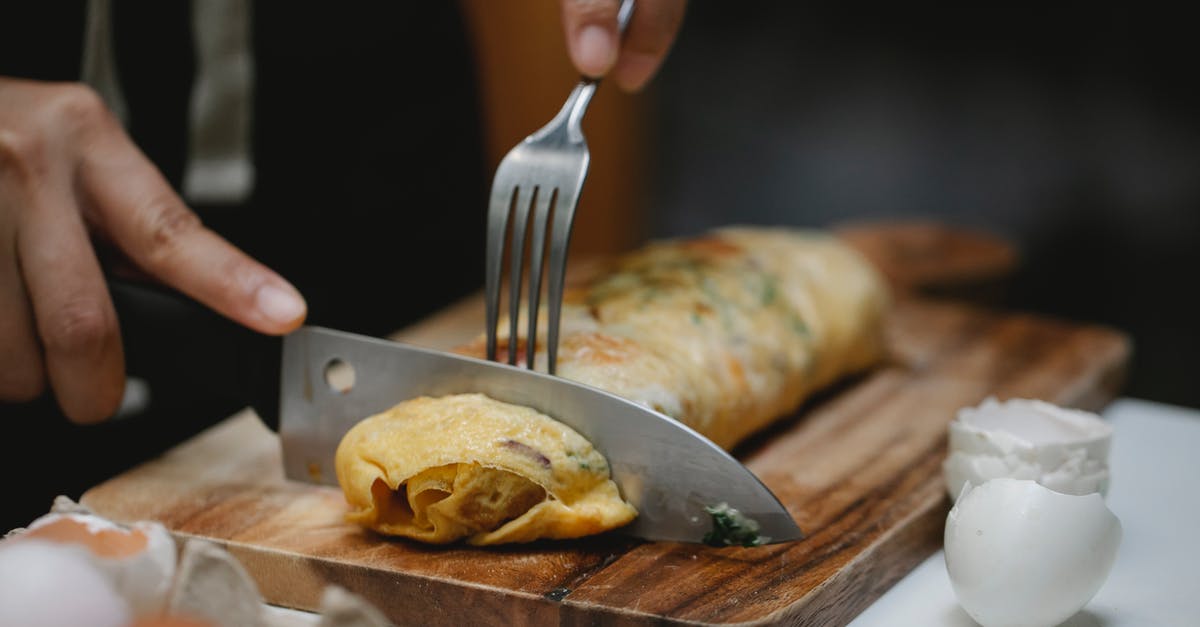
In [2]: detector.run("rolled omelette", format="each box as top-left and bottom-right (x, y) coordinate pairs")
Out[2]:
(335, 227), (889, 544)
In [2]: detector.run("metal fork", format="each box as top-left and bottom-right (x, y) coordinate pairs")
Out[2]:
(485, 0), (636, 374)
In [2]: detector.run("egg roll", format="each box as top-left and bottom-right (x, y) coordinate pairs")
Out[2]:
(337, 227), (888, 544)
(461, 227), (889, 449)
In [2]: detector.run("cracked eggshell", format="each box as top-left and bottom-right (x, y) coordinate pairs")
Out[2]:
(166, 538), (265, 627)
(0, 539), (132, 627)
(945, 478), (1121, 627)
(20, 512), (178, 616)
(944, 398), (1112, 501)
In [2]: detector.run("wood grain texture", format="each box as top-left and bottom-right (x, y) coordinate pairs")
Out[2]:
(82, 295), (1128, 626)
(834, 222), (1017, 293)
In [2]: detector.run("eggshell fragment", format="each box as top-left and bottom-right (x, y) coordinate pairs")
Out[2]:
(944, 398), (1112, 501)
(167, 538), (265, 627)
(0, 539), (132, 627)
(21, 512), (178, 615)
(130, 618), (218, 627)
(944, 478), (1121, 627)
(317, 585), (391, 627)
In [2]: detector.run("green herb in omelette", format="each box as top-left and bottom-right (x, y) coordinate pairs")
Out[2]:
(760, 275), (778, 306)
(566, 450), (590, 471)
(789, 312), (810, 337)
(702, 503), (768, 547)
(565, 450), (608, 473)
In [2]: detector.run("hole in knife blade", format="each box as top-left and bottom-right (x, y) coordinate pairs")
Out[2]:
(324, 358), (356, 394)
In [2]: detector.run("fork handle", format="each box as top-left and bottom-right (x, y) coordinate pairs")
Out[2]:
(616, 0), (636, 38)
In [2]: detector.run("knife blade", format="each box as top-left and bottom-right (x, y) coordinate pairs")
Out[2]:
(279, 325), (802, 544)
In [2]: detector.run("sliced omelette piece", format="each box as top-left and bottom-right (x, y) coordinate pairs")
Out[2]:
(335, 394), (636, 545)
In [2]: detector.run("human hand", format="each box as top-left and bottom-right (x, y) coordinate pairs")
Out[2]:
(0, 78), (306, 423)
(560, 0), (687, 92)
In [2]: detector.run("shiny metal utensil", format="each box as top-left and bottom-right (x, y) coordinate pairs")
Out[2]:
(484, 0), (636, 374)
(279, 326), (802, 544)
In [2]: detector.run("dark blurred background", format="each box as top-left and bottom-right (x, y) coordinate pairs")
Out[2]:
(466, 1), (1199, 408)
(640, 3), (1200, 407)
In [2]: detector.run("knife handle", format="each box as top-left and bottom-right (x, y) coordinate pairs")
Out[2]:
(108, 279), (282, 429)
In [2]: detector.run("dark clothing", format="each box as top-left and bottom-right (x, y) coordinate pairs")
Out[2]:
(1, 2), (487, 530)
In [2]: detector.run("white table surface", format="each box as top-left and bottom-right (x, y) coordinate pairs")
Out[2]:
(850, 397), (1200, 627)
(266, 397), (1200, 626)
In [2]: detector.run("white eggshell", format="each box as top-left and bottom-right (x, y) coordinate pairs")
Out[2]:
(944, 398), (1112, 501)
(944, 478), (1122, 627)
(0, 539), (132, 627)
(167, 538), (265, 626)
(22, 512), (178, 615)
(318, 585), (391, 627)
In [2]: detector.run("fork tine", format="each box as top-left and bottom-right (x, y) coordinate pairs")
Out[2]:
(525, 187), (555, 370)
(485, 0), (634, 369)
(506, 186), (535, 365)
(484, 184), (516, 362)
(545, 190), (580, 375)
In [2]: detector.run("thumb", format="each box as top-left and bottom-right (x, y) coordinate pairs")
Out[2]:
(561, 0), (621, 78)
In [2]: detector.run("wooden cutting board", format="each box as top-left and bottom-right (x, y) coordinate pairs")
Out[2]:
(81, 224), (1128, 626)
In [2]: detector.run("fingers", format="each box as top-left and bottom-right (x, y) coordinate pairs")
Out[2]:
(1, 79), (304, 424)
(562, 0), (622, 78)
(1, 79), (122, 420)
(611, 0), (687, 92)
(78, 127), (307, 336)
(561, 0), (687, 91)
(14, 176), (125, 423)
(0, 181), (46, 402)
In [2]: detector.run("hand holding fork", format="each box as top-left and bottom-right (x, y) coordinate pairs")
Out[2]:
(484, 0), (655, 374)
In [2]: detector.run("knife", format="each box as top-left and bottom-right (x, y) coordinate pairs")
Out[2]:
(108, 280), (802, 544)
(279, 326), (802, 544)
